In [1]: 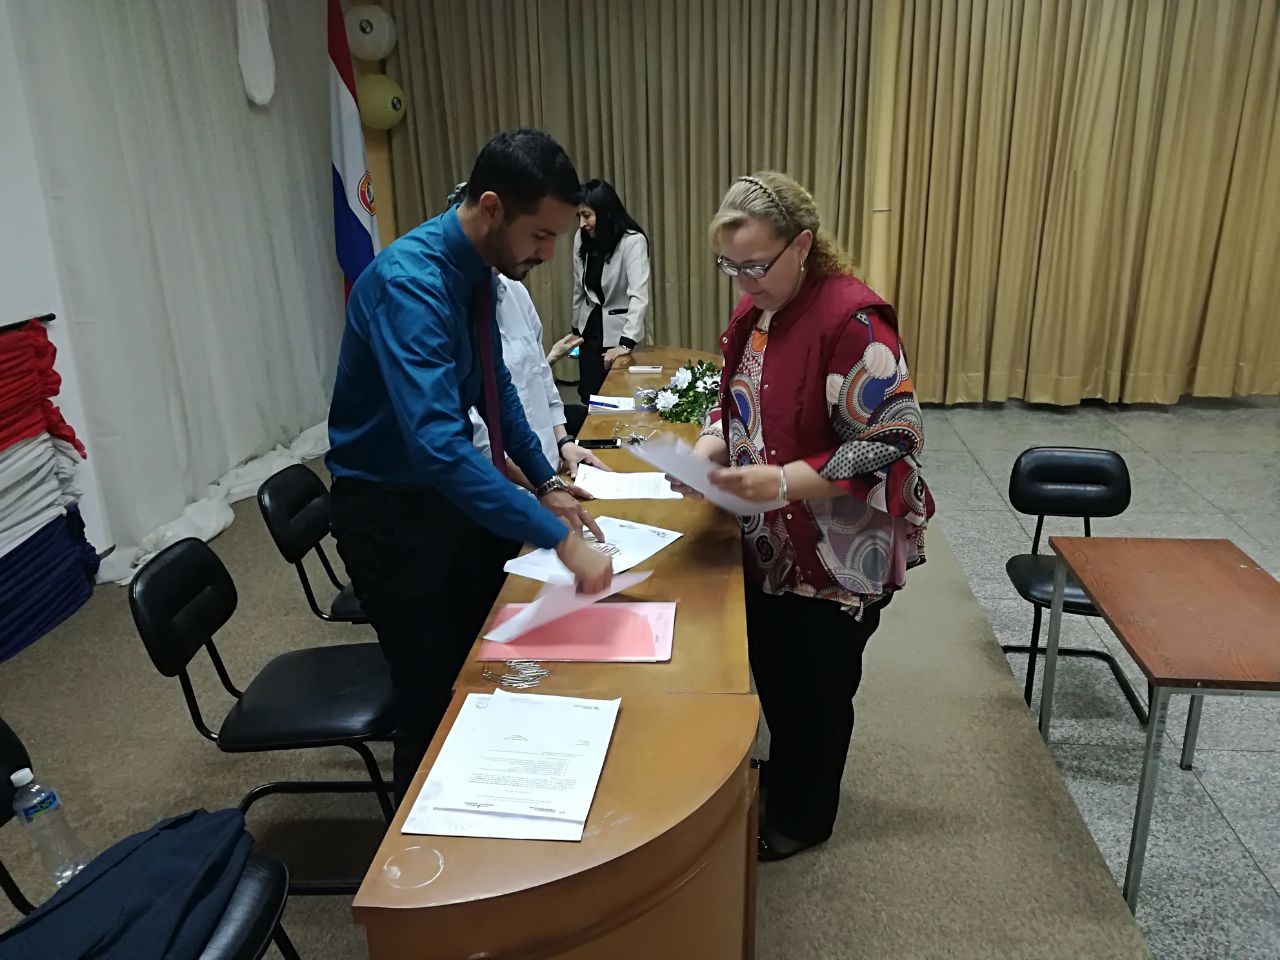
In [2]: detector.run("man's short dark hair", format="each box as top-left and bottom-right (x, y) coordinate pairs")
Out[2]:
(464, 128), (581, 219)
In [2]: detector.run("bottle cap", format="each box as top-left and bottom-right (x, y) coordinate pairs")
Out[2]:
(9, 768), (33, 788)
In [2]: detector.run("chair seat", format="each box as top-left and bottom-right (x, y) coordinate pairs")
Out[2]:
(199, 851), (287, 960)
(329, 583), (367, 623)
(218, 643), (394, 752)
(1005, 554), (1098, 616)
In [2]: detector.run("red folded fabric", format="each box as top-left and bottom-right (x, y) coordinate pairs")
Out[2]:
(0, 320), (84, 458)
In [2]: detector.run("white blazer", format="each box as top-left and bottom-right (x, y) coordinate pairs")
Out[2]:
(572, 230), (650, 347)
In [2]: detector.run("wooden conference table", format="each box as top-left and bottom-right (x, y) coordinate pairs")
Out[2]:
(1037, 537), (1280, 912)
(353, 346), (761, 959)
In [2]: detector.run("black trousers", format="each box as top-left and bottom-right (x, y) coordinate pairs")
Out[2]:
(576, 340), (608, 405)
(746, 584), (885, 844)
(564, 404), (588, 438)
(330, 479), (520, 803)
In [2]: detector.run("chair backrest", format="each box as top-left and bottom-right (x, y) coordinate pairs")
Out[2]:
(257, 464), (331, 565)
(1008, 447), (1131, 519)
(129, 538), (238, 678)
(0, 717), (32, 831)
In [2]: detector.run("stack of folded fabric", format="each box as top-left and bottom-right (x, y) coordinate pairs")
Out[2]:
(0, 317), (99, 661)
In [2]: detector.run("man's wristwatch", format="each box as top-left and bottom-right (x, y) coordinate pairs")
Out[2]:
(556, 435), (576, 452)
(535, 475), (570, 499)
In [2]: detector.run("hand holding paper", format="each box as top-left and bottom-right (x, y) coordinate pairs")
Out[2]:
(504, 516), (682, 585)
(484, 570), (652, 644)
(632, 439), (785, 515)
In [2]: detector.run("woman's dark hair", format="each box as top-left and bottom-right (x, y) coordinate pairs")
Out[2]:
(578, 179), (646, 260)
(464, 128), (581, 220)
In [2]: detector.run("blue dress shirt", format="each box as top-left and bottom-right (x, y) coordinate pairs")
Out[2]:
(327, 207), (567, 549)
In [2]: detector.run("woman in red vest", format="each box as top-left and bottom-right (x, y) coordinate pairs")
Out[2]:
(673, 172), (935, 861)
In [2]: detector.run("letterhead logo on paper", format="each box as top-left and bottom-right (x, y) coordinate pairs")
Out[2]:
(358, 172), (376, 215)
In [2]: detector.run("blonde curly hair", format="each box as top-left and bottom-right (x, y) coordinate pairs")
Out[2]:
(708, 171), (857, 278)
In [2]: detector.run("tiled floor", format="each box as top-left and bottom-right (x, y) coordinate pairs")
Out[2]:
(928, 397), (1280, 960)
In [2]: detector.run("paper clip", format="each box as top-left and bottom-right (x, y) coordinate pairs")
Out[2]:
(481, 659), (550, 689)
(612, 425), (656, 444)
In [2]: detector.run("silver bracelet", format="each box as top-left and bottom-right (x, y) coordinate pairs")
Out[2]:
(535, 476), (569, 499)
(777, 466), (789, 503)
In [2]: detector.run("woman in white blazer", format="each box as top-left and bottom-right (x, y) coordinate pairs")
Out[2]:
(571, 179), (650, 404)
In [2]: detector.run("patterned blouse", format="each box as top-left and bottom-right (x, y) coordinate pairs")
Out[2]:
(705, 308), (931, 612)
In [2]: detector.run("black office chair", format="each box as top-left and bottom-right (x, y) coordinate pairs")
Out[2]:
(1004, 447), (1149, 723)
(0, 717), (301, 960)
(257, 465), (366, 624)
(129, 537), (395, 895)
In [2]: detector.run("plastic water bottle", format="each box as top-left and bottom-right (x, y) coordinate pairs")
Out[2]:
(10, 768), (90, 886)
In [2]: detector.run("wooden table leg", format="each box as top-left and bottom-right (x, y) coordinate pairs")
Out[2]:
(1037, 559), (1068, 742)
(1123, 686), (1170, 912)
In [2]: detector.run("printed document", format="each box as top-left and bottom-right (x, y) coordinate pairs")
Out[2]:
(574, 463), (681, 500)
(504, 516), (682, 584)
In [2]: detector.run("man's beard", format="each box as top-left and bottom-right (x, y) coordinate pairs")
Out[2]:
(498, 256), (544, 281)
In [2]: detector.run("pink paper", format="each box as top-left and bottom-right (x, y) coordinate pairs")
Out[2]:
(477, 602), (676, 663)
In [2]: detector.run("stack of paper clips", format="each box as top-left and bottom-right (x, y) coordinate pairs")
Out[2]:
(481, 659), (550, 689)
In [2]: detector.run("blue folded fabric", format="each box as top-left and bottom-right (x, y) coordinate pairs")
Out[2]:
(0, 808), (252, 960)
(0, 506), (99, 662)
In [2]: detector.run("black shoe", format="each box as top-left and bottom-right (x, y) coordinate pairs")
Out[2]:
(750, 757), (770, 789)
(756, 826), (821, 862)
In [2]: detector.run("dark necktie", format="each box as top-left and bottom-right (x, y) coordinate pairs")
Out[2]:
(473, 279), (505, 471)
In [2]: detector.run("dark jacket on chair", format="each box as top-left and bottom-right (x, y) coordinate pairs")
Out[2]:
(0, 808), (250, 960)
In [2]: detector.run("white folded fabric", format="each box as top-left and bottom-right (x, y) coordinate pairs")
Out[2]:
(0, 434), (76, 560)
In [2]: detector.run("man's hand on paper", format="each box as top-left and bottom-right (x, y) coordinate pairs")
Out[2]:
(539, 488), (606, 541)
(560, 442), (611, 480)
(555, 525), (613, 593)
(566, 481), (595, 502)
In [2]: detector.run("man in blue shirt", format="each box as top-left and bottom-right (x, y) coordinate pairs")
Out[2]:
(328, 129), (611, 800)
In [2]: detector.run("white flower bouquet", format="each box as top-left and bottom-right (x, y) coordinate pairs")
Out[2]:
(650, 359), (722, 424)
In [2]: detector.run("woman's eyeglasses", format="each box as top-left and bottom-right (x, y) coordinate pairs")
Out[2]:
(716, 234), (797, 279)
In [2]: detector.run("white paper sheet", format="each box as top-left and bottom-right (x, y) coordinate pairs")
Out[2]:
(588, 395), (636, 412)
(431, 690), (620, 822)
(401, 693), (585, 841)
(574, 463), (682, 500)
(503, 517), (682, 584)
(484, 570), (652, 643)
(631, 439), (785, 516)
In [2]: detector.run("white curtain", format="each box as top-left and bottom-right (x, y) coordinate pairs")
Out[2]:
(8, 0), (342, 575)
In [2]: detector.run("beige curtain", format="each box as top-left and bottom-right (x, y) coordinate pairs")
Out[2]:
(385, 0), (871, 353)
(879, 0), (1280, 404)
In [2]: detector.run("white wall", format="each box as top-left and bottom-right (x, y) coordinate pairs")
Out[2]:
(0, 0), (112, 551)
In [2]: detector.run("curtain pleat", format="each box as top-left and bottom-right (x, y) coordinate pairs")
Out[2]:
(385, 0), (872, 355)
(886, 0), (1280, 404)
(386, 0), (1278, 405)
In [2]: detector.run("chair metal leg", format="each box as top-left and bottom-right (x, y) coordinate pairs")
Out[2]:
(1037, 560), (1068, 741)
(1002, 644), (1150, 725)
(1020, 606), (1042, 705)
(238, 777), (393, 814)
(350, 741), (395, 822)
(238, 762), (393, 897)
(272, 922), (303, 960)
(1180, 695), (1204, 771)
